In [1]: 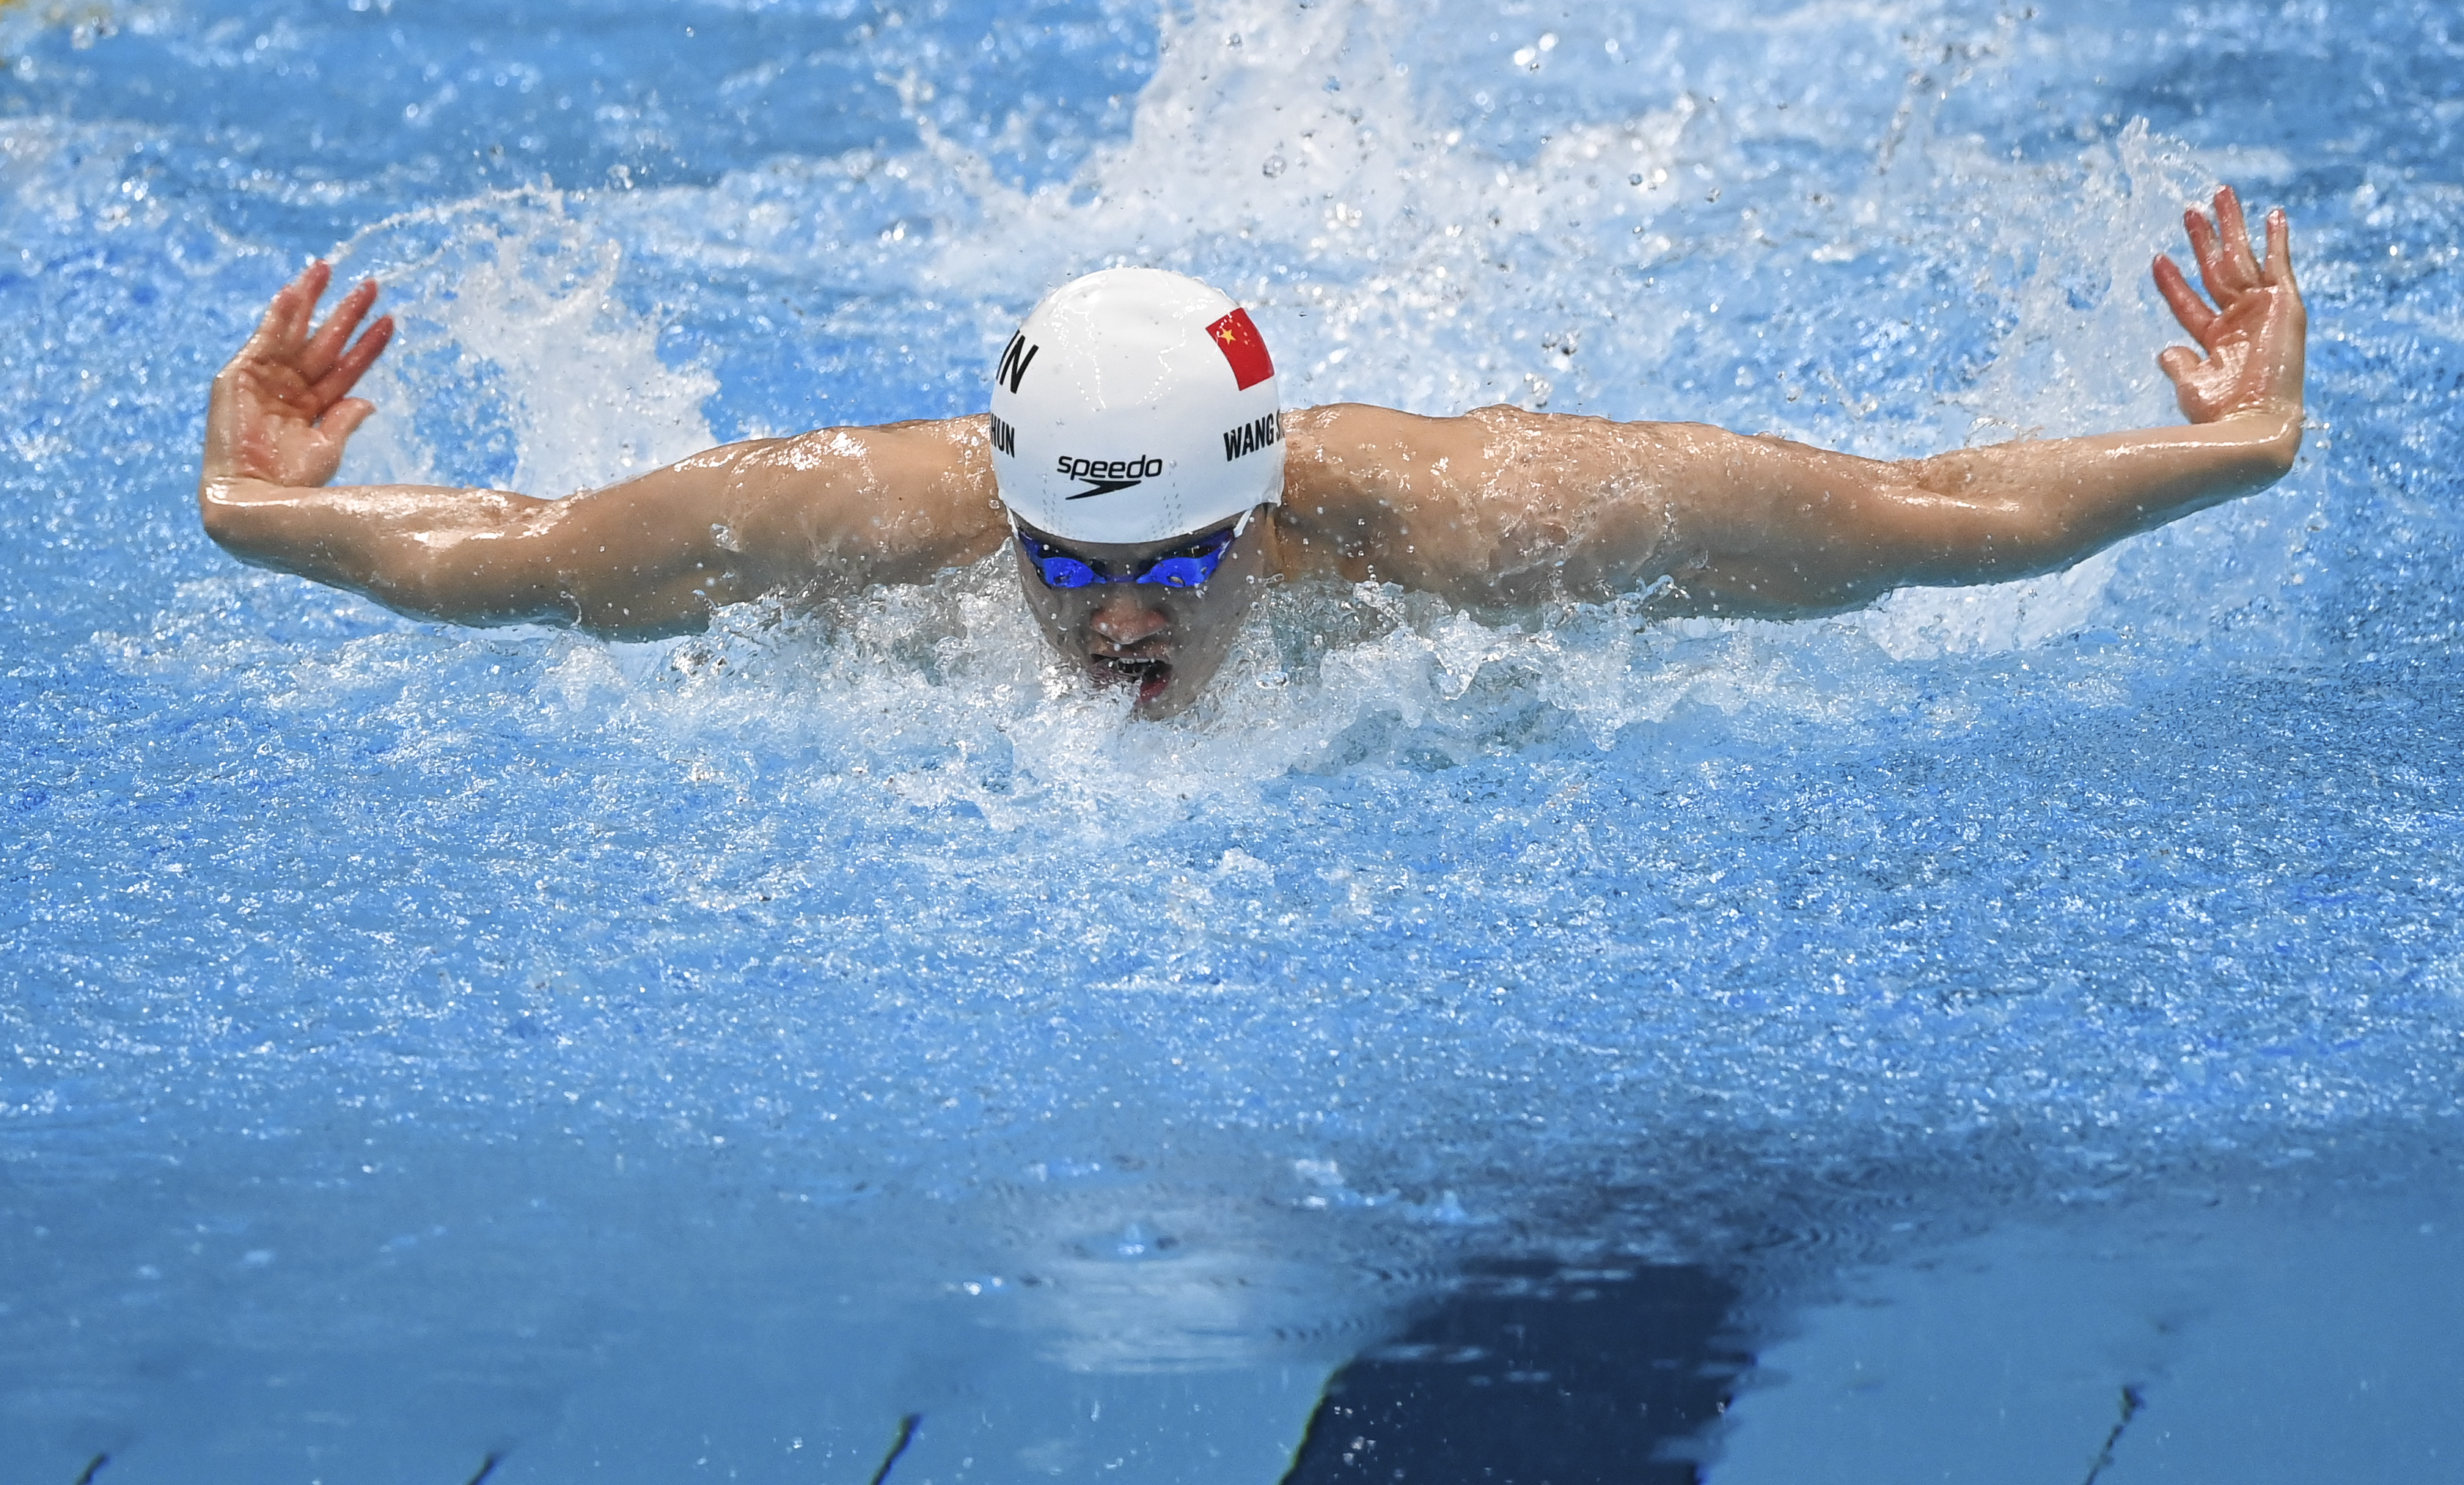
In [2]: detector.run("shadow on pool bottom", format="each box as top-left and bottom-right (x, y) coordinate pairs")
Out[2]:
(1280, 1261), (1746, 1485)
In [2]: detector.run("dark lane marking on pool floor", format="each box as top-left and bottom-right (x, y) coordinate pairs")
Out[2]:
(463, 1451), (506, 1485)
(868, 1413), (922, 1485)
(2080, 1385), (2146, 1485)
(70, 1454), (108, 1485)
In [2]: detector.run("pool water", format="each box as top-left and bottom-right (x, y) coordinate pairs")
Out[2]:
(5, 1), (2463, 1480)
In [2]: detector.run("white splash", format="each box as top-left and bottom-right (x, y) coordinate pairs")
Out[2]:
(332, 189), (719, 499)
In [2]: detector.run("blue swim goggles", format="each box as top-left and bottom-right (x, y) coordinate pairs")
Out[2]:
(1014, 513), (1250, 590)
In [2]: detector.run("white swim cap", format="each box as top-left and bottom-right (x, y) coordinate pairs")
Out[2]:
(988, 267), (1283, 546)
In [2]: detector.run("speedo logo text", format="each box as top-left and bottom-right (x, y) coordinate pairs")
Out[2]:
(1058, 453), (1165, 499)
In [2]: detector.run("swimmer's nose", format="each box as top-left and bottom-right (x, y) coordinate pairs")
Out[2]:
(1088, 591), (1169, 648)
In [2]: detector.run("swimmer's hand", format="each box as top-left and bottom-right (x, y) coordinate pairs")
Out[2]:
(201, 260), (394, 491)
(2153, 186), (2305, 430)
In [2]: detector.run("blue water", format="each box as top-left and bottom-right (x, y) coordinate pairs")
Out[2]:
(6, 1), (2463, 1479)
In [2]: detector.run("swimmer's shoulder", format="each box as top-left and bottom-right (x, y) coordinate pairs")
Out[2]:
(723, 414), (1005, 582)
(1269, 402), (1715, 596)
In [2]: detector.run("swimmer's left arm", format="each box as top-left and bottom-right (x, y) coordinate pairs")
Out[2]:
(1658, 188), (2306, 615)
(1283, 187), (2305, 615)
(1645, 409), (2303, 615)
(1283, 399), (2300, 614)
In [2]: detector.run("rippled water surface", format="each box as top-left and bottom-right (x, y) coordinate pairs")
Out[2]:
(5, 1), (2463, 1480)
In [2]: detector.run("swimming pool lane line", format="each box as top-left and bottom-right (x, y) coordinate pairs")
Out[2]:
(868, 1413), (923, 1485)
(69, 1454), (107, 1485)
(2078, 1386), (2146, 1485)
(462, 1451), (505, 1485)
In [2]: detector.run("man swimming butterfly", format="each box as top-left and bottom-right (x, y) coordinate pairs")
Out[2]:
(198, 187), (2306, 718)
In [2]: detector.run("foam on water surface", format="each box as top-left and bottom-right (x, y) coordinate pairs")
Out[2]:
(5, 0), (2464, 1477)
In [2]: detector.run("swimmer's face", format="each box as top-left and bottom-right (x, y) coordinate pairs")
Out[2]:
(1011, 508), (1275, 718)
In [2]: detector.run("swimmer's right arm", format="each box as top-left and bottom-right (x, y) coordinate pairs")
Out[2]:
(198, 263), (1004, 638)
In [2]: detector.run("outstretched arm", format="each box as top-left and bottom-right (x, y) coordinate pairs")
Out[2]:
(199, 263), (1002, 638)
(1279, 187), (2306, 615)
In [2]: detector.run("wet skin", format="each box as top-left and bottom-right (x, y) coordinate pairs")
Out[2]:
(198, 188), (2307, 701)
(1011, 509), (1277, 718)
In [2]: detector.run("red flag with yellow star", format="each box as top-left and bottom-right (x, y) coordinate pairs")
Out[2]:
(1206, 308), (1275, 390)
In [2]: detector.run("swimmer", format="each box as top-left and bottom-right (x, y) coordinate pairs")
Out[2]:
(198, 186), (2305, 717)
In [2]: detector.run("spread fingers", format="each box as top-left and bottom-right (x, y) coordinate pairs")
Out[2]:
(2185, 206), (2252, 304)
(2182, 209), (2226, 301)
(243, 271), (306, 357)
(2263, 207), (2296, 290)
(243, 261), (331, 359)
(2213, 187), (2264, 287)
(300, 279), (380, 381)
(309, 315), (394, 406)
(2152, 254), (2218, 342)
(280, 260), (331, 349)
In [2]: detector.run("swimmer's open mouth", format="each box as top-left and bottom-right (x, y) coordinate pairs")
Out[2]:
(1092, 654), (1174, 703)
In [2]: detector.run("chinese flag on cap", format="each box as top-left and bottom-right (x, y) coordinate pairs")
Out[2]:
(1206, 308), (1275, 391)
